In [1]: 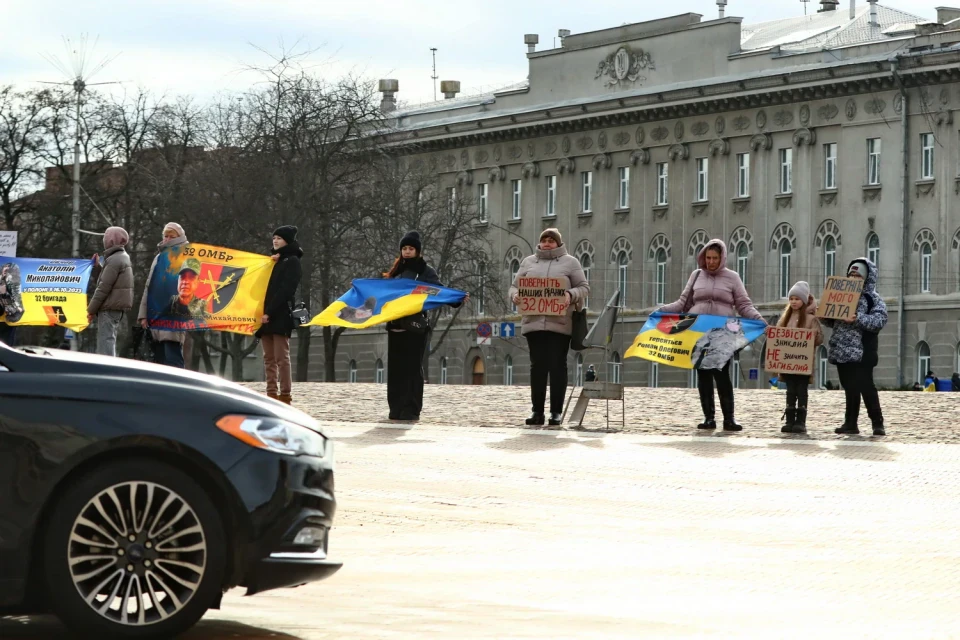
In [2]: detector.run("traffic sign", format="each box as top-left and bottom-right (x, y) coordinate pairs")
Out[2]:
(477, 322), (492, 338)
(749, 368), (758, 381)
(477, 336), (491, 346)
(500, 322), (516, 338)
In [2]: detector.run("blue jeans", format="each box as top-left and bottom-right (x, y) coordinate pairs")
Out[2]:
(153, 340), (184, 368)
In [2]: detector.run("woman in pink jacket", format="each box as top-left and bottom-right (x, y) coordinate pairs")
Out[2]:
(659, 239), (765, 431)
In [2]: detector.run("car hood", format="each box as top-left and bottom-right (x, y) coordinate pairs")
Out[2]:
(0, 344), (324, 434)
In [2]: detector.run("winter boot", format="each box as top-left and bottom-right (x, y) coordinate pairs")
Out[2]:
(834, 423), (860, 435)
(872, 424), (886, 436)
(722, 419), (743, 432)
(278, 394), (292, 405)
(525, 412), (545, 426)
(719, 392), (742, 431)
(267, 391), (279, 400)
(793, 407), (808, 433)
(780, 408), (797, 433)
(548, 412), (563, 426)
(697, 389), (716, 429)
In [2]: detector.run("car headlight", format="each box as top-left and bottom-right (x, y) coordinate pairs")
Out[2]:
(216, 415), (327, 457)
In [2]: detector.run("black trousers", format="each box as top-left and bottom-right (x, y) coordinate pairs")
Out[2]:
(526, 330), (571, 415)
(387, 329), (428, 420)
(836, 362), (884, 427)
(782, 374), (809, 409)
(697, 362), (736, 421)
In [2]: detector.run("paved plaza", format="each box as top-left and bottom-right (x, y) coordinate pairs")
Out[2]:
(5, 387), (960, 638)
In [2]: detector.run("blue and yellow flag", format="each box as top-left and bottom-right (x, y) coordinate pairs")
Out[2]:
(307, 278), (466, 329)
(146, 243), (274, 335)
(625, 312), (766, 370)
(0, 257), (94, 331)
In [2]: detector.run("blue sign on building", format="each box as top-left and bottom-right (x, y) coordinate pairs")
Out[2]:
(500, 322), (516, 338)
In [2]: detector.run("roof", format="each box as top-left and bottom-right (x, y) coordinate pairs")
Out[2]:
(740, 3), (926, 51)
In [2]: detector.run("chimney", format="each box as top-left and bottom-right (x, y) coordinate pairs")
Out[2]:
(440, 80), (461, 100)
(819, 0), (839, 11)
(558, 29), (571, 47)
(850, 0), (855, 19)
(378, 79), (399, 114)
(717, 0), (727, 18)
(869, 0), (879, 26)
(936, 6), (960, 24)
(524, 34), (539, 53)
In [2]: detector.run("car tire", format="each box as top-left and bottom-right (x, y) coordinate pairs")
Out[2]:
(43, 458), (227, 639)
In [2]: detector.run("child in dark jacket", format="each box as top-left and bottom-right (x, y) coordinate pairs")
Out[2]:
(821, 258), (888, 436)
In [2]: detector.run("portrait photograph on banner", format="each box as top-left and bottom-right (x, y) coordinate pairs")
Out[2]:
(308, 278), (467, 329)
(625, 312), (767, 370)
(145, 243), (275, 335)
(0, 257), (93, 331)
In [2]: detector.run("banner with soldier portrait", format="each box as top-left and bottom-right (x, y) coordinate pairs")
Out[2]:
(625, 312), (767, 370)
(145, 243), (274, 335)
(0, 257), (94, 331)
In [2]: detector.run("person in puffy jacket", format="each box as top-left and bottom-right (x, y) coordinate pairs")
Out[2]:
(87, 226), (134, 357)
(822, 258), (887, 436)
(138, 223), (189, 368)
(255, 225), (303, 405)
(509, 228), (589, 426)
(660, 239), (764, 432)
(775, 281), (823, 434)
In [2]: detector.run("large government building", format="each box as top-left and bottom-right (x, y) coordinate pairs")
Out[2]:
(307, 1), (960, 391)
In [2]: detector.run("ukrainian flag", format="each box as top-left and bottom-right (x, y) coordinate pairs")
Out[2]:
(307, 278), (467, 329)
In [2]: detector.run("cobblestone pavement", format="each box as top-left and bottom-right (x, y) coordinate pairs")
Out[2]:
(6, 409), (960, 637)
(262, 382), (959, 443)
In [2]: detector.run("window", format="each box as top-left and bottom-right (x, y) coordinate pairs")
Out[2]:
(545, 175), (556, 217)
(921, 242), (933, 293)
(917, 341), (931, 384)
(510, 259), (521, 312)
(579, 253), (592, 310)
(656, 163), (669, 205)
(617, 250), (629, 307)
(348, 360), (357, 383)
(823, 236), (837, 281)
(824, 143), (837, 189)
(867, 233), (880, 270)
(778, 238), (792, 298)
(867, 138), (881, 185)
(447, 187), (457, 214)
(611, 351), (622, 385)
(779, 148), (793, 194)
(504, 355), (514, 386)
(477, 183), (488, 222)
(649, 361), (658, 388)
(732, 358), (741, 389)
(654, 248), (667, 306)
(581, 171), (593, 213)
(575, 353), (584, 386)
(440, 357), (448, 384)
(511, 179), (522, 219)
(375, 359), (384, 384)
(817, 346), (829, 389)
(736, 153), (750, 197)
(736, 242), (749, 284)
(921, 133), (935, 179)
(695, 157), (708, 202)
(477, 263), (487, 314)
(617, 166), (630, 209)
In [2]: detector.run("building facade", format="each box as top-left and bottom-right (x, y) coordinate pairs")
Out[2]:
(309, 2), (960, 391)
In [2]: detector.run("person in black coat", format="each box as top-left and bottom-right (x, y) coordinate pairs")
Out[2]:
(385, 230), (464, 421)
(257, 225), (303, 404)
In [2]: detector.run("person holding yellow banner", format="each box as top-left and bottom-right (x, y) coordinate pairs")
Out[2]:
(255, 225), (302, 405)
(659, 239), (765, 432)
(138, 223), (189, 368)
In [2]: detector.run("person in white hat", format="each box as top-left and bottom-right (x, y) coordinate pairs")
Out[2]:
(775, 280), (823, 433)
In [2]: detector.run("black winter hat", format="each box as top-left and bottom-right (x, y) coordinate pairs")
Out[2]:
(399, 230), (422, 254)
(273, 225), (298, 245)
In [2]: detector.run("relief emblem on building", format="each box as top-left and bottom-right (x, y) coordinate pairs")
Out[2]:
(595, 45), (655, 87)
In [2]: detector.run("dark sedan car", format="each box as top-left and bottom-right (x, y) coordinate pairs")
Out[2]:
(0, 341), (341, 638)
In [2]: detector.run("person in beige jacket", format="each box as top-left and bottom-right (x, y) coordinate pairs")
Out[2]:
(87, 226), (134, 357)
(509, 228), (589, 426)
(137, 223), (189, 368)
(775, 280), (824, 434)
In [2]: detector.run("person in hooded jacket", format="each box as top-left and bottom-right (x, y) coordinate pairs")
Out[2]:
(952, 373), (960, 392)
(822, 258), (887, 436)
(87, 226), (134, 357)
(508, 228), (589, 426)
(775, 281), (823, 433)
(138, 223), (189, 368)
(660, 239), (765, 431)
(384, 231), (463, 421)
(256, 225), (303, 405)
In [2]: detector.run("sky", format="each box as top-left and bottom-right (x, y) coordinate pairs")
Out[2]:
(0, 0), (949, 107)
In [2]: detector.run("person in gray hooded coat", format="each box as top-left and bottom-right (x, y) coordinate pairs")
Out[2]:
(822, 258), (887, 436)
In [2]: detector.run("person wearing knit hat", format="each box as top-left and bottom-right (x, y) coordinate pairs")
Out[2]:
(138, 223), (189, 368)
(87, 226), (135, 357)
(384, 230), (465, 421)
(257, 225), (304, 404)
(508, 227), (590, 426)
(775, 280), (823, 434)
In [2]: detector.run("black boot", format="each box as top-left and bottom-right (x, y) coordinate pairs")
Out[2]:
(784, 408), (808, 434)
(697, 388), (716, 429)
(548, 412), (562, 426)
(781, 408), (797, 433)
(719, 391), (741, 431)
(525, 412), (545, 426)
(872, 424), (886, 436)
(835, 423), (860, 435)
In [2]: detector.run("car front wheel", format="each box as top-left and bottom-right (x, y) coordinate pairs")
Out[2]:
(43, 458), (227, 639)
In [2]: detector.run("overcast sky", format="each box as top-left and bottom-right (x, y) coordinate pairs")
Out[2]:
(1, 0), (948, 106)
